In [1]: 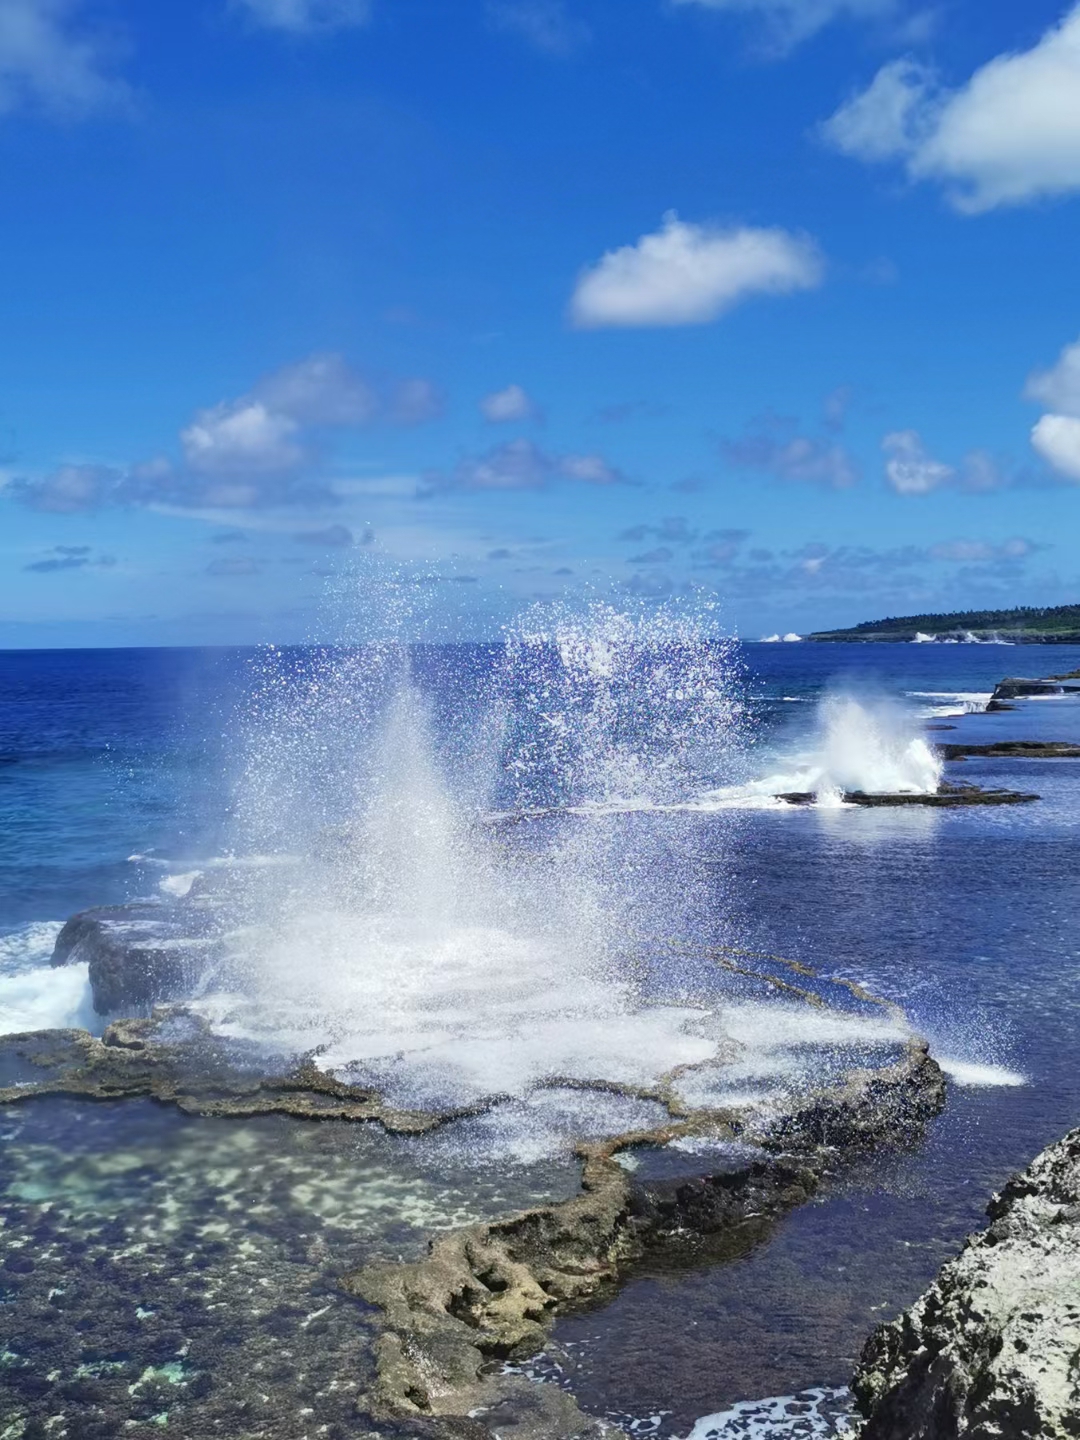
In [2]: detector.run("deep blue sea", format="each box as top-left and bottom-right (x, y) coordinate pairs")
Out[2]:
(2, 637), (1080, 1438)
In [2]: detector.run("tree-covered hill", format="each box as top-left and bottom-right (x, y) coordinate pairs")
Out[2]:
(810, 604), (1080, 643)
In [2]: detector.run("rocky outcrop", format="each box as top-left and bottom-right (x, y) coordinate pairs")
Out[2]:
(853, 1127), (1080, 1439)
(940, 741), (1080, 760)
(775, 785), (1039, 808)
(349, 1042), (946, 1422)
(990, 678), (1073, 701)
(50, 902), (226, 1015)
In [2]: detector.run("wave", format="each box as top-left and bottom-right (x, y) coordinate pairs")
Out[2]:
(0, 920), (95, 1037)
(906, 691), (992, 719)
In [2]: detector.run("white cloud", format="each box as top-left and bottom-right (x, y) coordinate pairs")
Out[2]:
(821, 58), (937, 162)
(1025, 336), (1080, 417)
(233, 0), (372, 33)
(428, 438), (623, 492)
(1031, 413), (1080, 481)
(671, 0), (898, 51)
(487, 1), (589, 55)
(570, 212), (823, 328)
(0, 0), (128, 117)
(824, 7), (1080, 212)
(254, 352), (377, 426)
(882, 430), (954, 494)
(723, 424), (859, 488)
(182, 400), (305, 477)
(480, 384), (540, 422)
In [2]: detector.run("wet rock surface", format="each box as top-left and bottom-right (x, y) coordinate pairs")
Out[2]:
(989, 678), (1077, 701)
(939, 740), (1080, 760)
(775, 785), (1039, 808)
(0, 1014), (465, 1133)
(852, 1126), (1080, 1440)
(50, 901), (229, 1016)
(349, 1043), (946, 1424)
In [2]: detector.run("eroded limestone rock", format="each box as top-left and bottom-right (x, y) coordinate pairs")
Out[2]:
(853, 1126), (1080, 1439)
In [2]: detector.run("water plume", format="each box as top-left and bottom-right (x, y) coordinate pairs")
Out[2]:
(170, 594), (918, 1150)
(696, 692), (942, 809)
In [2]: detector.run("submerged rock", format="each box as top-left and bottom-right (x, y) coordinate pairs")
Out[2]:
(852, 1126), (1080, 1439)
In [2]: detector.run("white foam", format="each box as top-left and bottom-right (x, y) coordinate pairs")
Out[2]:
(907, 691), (992, 718)
(159, 871), (200, 898)
(938, 1057), (1027, 1088)
(680, 1387), (853, 1439)
(0, 962), (95, 1036)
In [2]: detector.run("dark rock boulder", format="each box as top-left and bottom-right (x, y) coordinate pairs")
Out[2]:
(991, 677), (1067, 700)
(50, 903), (225, 1016)
(852, 1126), (1080, 1439)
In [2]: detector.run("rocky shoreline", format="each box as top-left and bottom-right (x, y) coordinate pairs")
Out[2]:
(852, 1127), (1080, 1439)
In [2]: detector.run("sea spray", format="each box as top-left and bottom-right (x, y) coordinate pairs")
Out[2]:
(125, 594), (924, 1150)
(693, 692), (943, 808)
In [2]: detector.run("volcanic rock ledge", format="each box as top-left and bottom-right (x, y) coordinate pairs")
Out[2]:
(853, 1126), (1080, 1439)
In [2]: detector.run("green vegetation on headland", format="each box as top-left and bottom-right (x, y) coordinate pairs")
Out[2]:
(810, 603), (1080, 644)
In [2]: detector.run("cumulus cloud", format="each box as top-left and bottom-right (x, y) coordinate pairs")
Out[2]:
(628, 546), (673, 566)
(1024, 335), (1080, 481)
(671, 0), (899, 53)
(181, 401), (305, 479)
(0, 0), (129, 118)
(9, 352), (439, 513)
(1031, 413), (1080, 481)
(480, 384), (541, 423)
(254, 352), (377, 426)
(823, 7), (1080, 212)
(882, 429), (954, 494)
(11, 463), (122, 512)
(883, 430), (1013, 494)
(487, 1), (589, 55)
(426, 438), (623, 493)
(1026, 336), (1080, 417)
(570, 213), (823, 328)
(232, 0), (372, 33)
(722, 416), (860, 488)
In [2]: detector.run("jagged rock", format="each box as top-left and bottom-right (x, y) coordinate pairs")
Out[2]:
(50, 902), (225, 1015)
(852, 1126), (1080, 1439)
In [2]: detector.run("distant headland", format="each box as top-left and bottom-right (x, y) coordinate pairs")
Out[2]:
(810, 603), (1080, 644)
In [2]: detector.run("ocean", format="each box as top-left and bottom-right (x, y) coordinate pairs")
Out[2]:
(2, 633), (1080, 1438)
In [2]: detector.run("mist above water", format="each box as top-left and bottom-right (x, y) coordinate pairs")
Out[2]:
(189, 600), (910, 1127)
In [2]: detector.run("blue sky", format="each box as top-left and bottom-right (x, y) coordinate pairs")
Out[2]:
(3, 0), (1080, 644)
